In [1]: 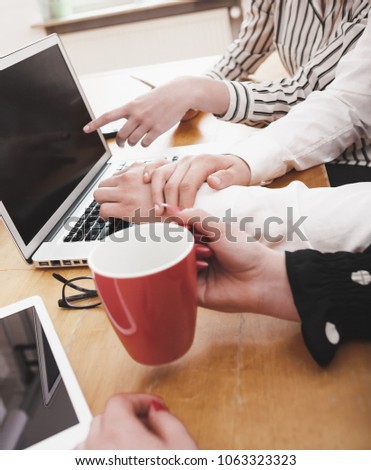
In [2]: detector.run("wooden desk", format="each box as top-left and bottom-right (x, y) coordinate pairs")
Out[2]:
(1, 60), (370, 450)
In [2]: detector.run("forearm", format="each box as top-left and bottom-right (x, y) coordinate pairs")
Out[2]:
(159, 76), (230, 116)
(180, 76), (230, 116)
(194, 181), (371, 254)
(229, 88), (371, 185)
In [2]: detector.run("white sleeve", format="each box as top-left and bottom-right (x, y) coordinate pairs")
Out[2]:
(228, 11), (371, 185)
(194, 182), (371, 254)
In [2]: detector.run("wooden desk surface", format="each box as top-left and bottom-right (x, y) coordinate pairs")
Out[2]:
(1, 59), (370, 450)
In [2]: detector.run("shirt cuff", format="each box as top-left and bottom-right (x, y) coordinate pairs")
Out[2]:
(228, 132), (289, 185)
(205, 70), (224, 80)
(214, 81), (253, 123)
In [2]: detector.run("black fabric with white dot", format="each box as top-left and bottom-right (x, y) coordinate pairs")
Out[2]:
(285, 245), (371, 366)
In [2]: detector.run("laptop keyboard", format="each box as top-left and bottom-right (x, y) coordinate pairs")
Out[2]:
(64, 160), (129, 243)
(63, 200), (129, 243)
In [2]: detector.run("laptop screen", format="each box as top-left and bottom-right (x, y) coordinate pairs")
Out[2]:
(0, 44), (105, 245)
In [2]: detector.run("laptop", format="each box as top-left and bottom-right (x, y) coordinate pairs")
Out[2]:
(0, 34), (178, 268)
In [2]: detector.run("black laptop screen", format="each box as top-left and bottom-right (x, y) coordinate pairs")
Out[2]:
(0, 45), (105, 245)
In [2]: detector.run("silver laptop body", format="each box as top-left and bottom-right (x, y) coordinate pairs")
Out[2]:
(0, 34), (130, 268)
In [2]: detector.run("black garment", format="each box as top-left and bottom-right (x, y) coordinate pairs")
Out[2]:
(325, 163), (371, 186)
(285, 245), (371, 366)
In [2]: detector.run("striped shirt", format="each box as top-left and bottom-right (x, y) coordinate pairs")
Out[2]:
(207, 0), (371, 166)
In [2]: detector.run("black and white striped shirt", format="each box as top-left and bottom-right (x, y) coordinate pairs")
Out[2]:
(207, 0), (371, 166)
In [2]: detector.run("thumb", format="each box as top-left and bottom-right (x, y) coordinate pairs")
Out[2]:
(207, 168), (236, 190)
(180, 108), (199, 122)
(164, 206), (224, 241)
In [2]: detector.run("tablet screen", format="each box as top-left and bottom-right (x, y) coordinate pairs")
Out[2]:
(0, 306), (79, 449)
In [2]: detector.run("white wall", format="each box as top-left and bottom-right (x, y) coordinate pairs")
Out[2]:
(61, 9), (232, 74)
(0, 1), (232, 74)
(0, 0), (45, 56)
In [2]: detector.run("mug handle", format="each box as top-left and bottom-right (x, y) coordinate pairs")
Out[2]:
(98, 279), (137, 335)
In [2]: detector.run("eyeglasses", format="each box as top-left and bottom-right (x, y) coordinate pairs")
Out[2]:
(52, 273), (101, 309)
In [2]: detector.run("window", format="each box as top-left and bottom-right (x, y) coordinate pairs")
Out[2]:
(40, 0), (135, 21)
(72, 0), (134, 14)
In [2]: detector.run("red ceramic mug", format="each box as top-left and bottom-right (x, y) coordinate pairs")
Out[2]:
(88, 223), (197, 365)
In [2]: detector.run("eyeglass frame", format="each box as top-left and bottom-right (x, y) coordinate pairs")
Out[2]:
(52, 272), (101, 309)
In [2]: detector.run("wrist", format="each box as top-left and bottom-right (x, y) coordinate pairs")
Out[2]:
(230, 155), (252, 185)
(187, 76), (229, 115)
(257, 250), (299, 321)
(169, 76), (200, 111)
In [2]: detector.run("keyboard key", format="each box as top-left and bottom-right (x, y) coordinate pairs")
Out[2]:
(64, 200), (131, 243)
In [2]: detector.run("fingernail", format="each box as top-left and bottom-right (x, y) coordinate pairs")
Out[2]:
(210, 175), (221, 186)
(143, 172), (149, 181)
(151, 400), (168, 412)
(116, 139), (125, 148)
(196, 260), (209, 269)
(83, 125), (90, 132)
(195, 245), (211, 252)
(161, 203), (181, 211)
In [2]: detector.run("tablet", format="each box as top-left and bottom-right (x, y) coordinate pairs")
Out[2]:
(0, 296), (92, 449)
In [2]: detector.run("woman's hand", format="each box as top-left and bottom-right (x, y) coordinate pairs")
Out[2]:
(166, 207), (299, 321)
(93, 162), (156, 222)
(83, 76), (229, 148)
(143, 154), (251, 214)
(77, 393), (197, 450)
